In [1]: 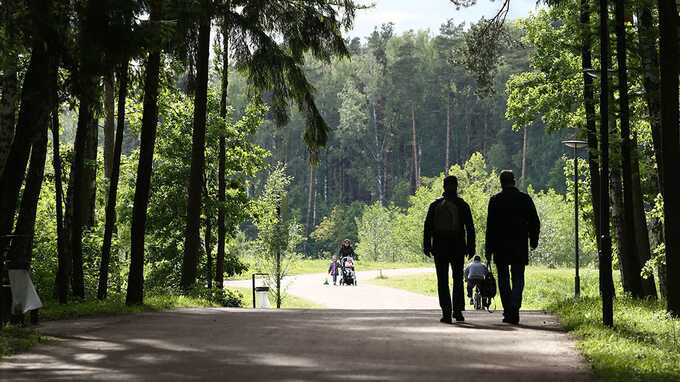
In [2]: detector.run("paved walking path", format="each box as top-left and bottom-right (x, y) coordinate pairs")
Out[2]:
(0, 309), (592, 381)
(226, 267), (438, 309)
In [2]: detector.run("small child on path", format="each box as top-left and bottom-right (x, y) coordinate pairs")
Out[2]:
(328, 255), (340, 285)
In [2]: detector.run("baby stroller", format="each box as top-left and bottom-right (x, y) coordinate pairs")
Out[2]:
(339, 256), (357, 286)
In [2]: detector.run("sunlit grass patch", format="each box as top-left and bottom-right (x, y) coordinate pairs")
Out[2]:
(550, 297), (680, 382)
(39, 293), (237, 321)
(0, 326), (45, 359)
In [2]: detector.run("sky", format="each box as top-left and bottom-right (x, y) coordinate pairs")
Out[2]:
(346, 0), (542, 39)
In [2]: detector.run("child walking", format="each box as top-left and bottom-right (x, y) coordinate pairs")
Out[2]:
(328, 255), (340, 285)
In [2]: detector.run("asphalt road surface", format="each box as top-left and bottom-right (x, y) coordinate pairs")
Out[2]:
(0, 308), (591, 381)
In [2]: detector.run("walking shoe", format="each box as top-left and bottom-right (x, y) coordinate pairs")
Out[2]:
(502, 315), (520, 324)
(453, 312), (465, 322)
(440, 317), (453, 324)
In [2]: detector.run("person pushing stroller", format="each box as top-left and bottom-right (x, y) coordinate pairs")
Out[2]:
(465, 255), (489, 306)
(339, 239), (357, 286)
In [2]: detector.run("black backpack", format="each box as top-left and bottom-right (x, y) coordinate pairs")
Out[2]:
(433, 199), (463, 235)
(481, 271), (497, 299)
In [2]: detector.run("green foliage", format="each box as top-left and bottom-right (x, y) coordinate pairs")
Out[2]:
(355, 202), (399, 262)
(354, 153), (596, 266)
(0, 326), (44, 360)
(250, 165), (304, 306)
(550, 297), (680, 382)
(505, 5), (585, 133)
(122, 89), (268, 292)
(30, 87), (268, 299)
(309, 202), (363, 257)
(39, 292), (243, 322)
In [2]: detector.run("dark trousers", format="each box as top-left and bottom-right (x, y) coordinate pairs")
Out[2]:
(496, 263), (525, 318)
(434, 254), (465, 317)
(466, 278), (483, 298)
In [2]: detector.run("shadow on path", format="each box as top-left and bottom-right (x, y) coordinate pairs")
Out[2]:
(0, 309), (592, 382)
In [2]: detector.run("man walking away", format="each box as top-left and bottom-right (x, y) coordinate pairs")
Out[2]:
(423, 175), (476, 323)
(485, 170), (540, 324)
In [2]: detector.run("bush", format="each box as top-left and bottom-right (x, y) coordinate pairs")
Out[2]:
(354, 152), (598, 266)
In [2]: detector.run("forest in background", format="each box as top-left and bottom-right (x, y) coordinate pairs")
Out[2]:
(1, 0), (679, 320)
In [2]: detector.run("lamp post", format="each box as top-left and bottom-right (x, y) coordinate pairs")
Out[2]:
(563, 139), (587, 298)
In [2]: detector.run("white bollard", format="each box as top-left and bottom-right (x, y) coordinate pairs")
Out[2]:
(255, 286), (271, 309)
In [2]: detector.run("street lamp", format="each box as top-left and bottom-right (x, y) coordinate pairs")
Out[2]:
(563, 139), (588, 298)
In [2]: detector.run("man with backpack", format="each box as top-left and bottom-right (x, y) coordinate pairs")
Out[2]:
(423, 175), (476, 323)
(485, 170), (540, 324)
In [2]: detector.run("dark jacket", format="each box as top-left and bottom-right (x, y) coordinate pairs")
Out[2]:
(423, 193), (476, 257)
(485, 186), (540, 265)
(339, 246), (357, 261)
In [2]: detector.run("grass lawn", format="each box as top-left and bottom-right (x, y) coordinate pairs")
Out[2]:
(370, 266), (605, 309)
(232, 258), (431, 280)
(370, 266), (680, 382)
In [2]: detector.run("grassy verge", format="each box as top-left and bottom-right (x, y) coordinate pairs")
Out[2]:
(0, 326), (45, 359)
(370, 266), (603, 309)
(232, 258), (431, 280)
(549, 297), (680, 381)
(370, 266), (680, 381)
(39, 294), (226, 321)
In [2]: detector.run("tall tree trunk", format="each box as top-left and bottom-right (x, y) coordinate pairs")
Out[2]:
(371, 103), (385, 205)
(657, 0), (680, 317)
(126, 0), (162, 306)
(611, 164), (635, 293)
(598, 0), (615, 327)
(411, 103), (419, 191)
(631, 135), (657, 298)
(482, 113), (488, 156)
(445, 92), (451, 172)
(636, 0), (663, 299)
(98, 61), (128, 300)
(103, 73), (115, 178)
(204, 183), (213, 289)
(181, 3), (211, 291)
(0, 0), (20, 179)
(306, 163), (315, 236)
(0, 56), (18, 179)
(636, 1), (664, 191)
(7, 131), (48, 269)
(84, 115), (98, 228)
(71, 0), (105, 299)
(615, 0), (643, 298)
(52, 108), (70, 304)
(0, 34), (51, 263)
(521, 126), (528, 190)
(580, 0), (603, 255)
(216, 15), (229, 290)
